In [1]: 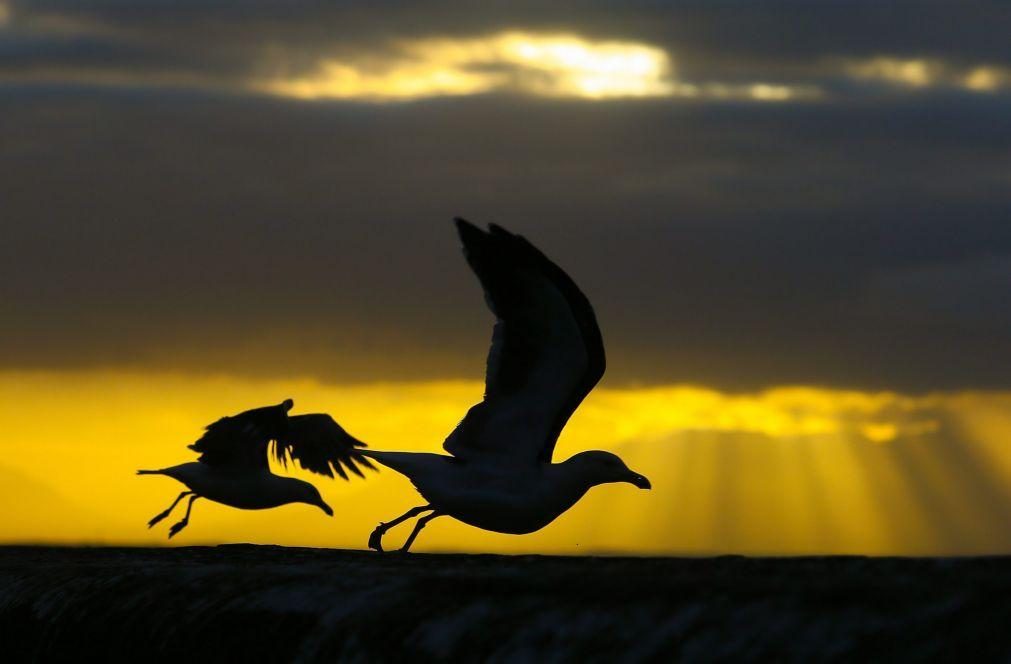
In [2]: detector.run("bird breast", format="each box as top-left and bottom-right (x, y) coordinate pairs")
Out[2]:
(414, 461), (587, 535)
(168, 464), (303, 510)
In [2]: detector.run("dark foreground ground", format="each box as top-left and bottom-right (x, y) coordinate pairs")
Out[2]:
(1, 547), (1009, 662)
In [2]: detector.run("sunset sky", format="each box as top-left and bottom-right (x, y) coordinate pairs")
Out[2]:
(2, 1), (1010, 554)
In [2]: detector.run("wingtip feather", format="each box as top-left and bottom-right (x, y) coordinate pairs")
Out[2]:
(454, 217), (486, 242)
(346, 458), (366, 478)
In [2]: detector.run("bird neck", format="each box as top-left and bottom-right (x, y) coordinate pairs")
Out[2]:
(551, 460), (597, 503)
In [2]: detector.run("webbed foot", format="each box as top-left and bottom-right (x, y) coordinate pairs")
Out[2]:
(368, 523), (387, 552)
(168, 519), (188, 539)
(148, 510), (171, 528)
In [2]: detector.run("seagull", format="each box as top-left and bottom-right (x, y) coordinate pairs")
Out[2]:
(137, 399), (373, 538)
(363, 219), (650, 553)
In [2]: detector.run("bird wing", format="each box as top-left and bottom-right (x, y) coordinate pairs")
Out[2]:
(443, 219), (605, 465)
(189, 404), (372, 479)
(273, 414), (374, 480)
(188, 403), (287, 471)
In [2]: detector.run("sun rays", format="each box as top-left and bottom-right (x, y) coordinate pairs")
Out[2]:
(1, 370), (1008, 554)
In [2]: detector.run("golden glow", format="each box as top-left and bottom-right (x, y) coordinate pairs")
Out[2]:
(963, 66), (1005, 92)
(845, 57), (1011, 94)
(259, 32), (674, 101)
(257, 31), (812, 103)
(1, 370), (1008, 555)
(0, 1), (10, 26)
(861, 423), (899, 444)
(666, 80), (817, 102)
(847, 57), (937, 87)
(747, 83), (797, 101)
(260, 60), (501, 101)
(496, 33), (671, 98)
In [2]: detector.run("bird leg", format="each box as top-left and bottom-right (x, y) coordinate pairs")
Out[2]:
(399, 512), (442, 553)
(368, 505), (432, 552)
(148, 491), (193, 528)
(168, 495), (200, 539)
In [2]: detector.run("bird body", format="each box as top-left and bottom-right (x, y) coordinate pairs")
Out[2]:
(364, 451), (591, 534)
(366, 220), (650, 552)
(138, 463), (331, 514)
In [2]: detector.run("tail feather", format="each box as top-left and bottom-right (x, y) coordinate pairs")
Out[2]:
(136, 469), (163, 475)
(358, 450), (442, 477)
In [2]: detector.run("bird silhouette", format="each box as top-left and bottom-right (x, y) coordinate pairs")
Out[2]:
(363, 219), (650, 552)
(138, 399), (372, 538)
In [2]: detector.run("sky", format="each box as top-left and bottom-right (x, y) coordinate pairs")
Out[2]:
(2, 0), (1011, 554)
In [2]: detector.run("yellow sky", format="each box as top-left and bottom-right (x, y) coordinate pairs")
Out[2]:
(1, 370), (1008, 554)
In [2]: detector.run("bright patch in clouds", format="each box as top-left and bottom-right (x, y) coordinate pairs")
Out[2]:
(847, 57), (936, 88)
(845, 56), (1011, 93)
(261, 32), (675, 101)
(586, 385), (939, 442)
(259, 31), (811, 103)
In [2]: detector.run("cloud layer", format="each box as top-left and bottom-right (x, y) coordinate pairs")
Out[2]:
(3, 1), (1011, 390)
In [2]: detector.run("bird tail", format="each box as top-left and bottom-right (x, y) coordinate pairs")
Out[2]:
(136, 469), (164, 476)
(358, 450), (441, 477)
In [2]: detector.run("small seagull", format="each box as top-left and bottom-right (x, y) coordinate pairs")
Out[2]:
(138, 399), (373, 538)
(363, 219), (650, 553)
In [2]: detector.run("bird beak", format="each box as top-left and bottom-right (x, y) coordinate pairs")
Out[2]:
(318, 501), (334, 517)
(628, 473), (651, 490)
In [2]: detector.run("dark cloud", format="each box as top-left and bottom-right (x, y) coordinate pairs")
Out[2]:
(3, 2), (1011, 390)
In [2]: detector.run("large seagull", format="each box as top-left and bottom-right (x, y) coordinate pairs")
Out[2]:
(364, 219), (650, 552)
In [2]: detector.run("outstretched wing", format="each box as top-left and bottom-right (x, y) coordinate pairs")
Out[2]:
(273, 414), (374, 480)
(443, 219), (605, 465)
(188, 403), (288, 470)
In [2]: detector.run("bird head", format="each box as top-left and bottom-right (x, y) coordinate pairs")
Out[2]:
(280, 398), (294, 412)
(298, 482), (333, 516)
(568, 451), (651, 490)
